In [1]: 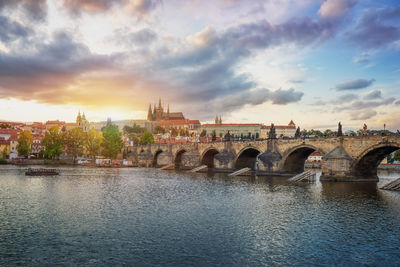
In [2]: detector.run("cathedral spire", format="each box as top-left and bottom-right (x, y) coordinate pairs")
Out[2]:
(147, 104), (153, 121)
(82, 112), (86, 121)
(215, 115), (219, 124)
(219, 115), (222, 124)
(76, 110), (82, 124)
(158, 98), (162, 108)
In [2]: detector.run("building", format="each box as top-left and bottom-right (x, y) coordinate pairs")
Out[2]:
(45, 120), (65, 130)
(201, 123), (263, 138)
(307, 151), (322, 162)
(147, 98), (185, 121)
(160, 119), (201, 135)
(0, 129), (20, 159)
(261, 120), (297, 138)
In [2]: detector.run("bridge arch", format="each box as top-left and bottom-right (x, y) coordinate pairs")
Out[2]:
(234, 146), (261, 170)
(152, 149), (163, 167)
(174, 149), (187, 170)
(200, 147), (220, 168)
(281, 144), (321, 173)
(353, 143), (400, 179)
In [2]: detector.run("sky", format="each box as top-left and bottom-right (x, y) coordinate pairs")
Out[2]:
(0, 0), (399, 131)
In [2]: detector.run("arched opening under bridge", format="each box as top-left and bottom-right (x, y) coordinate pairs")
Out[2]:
(282, 146), (319, 173)
(201, 148), (219, 168)
(353, 145), (400, 179)
(174, 149), (187, 170)
(152, 150), (163, 167)
(235, 147), (261, 170)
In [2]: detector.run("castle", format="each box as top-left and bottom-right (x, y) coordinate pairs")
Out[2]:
(147, 99), (185, 121)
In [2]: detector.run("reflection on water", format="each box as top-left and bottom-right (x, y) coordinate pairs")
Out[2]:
(0, 165), (400, 266)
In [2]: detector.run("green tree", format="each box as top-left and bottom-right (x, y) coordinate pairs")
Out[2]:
(140, 131), (155, 145)
(154, 125), (166, 134)
(171, 127), (178, 136)
(85, 129), (103, 158)
(42, 126), (63, 159)
(2, 146), (7, 158)
(17, 130), (33, 157)
(200, 129), (207, 137)
(393, 150), (400, 162)
(102, 124), (123, 159)
(63, 128), (86, 160)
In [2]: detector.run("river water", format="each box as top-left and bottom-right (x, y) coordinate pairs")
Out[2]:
(0, 165), (399, 266)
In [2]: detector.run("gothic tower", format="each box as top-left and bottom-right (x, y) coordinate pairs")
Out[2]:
(147, 104), (153, 121)
(76, 110), (82, 126)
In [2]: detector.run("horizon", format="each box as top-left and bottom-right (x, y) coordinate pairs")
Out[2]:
(0, 1), (399, 130)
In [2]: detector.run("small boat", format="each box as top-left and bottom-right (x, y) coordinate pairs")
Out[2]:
(25, 168), (60, 176)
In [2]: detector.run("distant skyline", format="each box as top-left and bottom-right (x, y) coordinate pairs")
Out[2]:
(0, 0), (399, 130)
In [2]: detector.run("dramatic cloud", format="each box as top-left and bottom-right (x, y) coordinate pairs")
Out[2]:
(363, 90), (382, 100)
(268, 88), (304, 105)
(0, 16), (32, 43)
(115, 28), (158, 46)
(0, 31), (116, 103)
(62, 0), (124, 14)
(0, 0), (47, 21)
(350, 110), (377, 120)
(346, 6), (400, 48)
(62, 0), (161, 17)
(395, 100), (400, 105)
(319, 0), (356, 18)
(335, 78), (375, 90)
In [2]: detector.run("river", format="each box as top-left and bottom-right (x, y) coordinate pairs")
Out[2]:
(1, 165), (399, 266)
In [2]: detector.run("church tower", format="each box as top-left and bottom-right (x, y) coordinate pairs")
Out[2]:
(147, 104), (153, 121)
(219, 115), (222, 124)
(76, 110), (82, 126)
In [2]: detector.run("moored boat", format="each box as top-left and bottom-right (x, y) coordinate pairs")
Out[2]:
(25, 168), (60, 176)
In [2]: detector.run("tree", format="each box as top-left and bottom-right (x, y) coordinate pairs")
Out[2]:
(154, 125), (165, 134)
(63, 128), (86, 161)
(85, 129), (103, 158)
(17, 130), (33, 157)
(140, 131), (155, 145)
(393, 150), (400, 162)
(171, 127), (178, 136)
(102, 124), (123, 159)
(324, 129), (333, 137)
(2, 146), (7, 158)
(42, 126), (63, 159)
(200, 129), (207, 137)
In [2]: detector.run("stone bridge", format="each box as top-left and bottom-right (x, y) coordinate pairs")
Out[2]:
(125, 135), (400, 182)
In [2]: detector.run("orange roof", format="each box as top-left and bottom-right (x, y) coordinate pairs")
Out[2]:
(0, 128), (22, 134)
(160, 119), (190, 125)
(64, 123), (78, 126)
(46, 120), (65, 125)
(289, 120), (295, 126)
(188, 120), (201, 124)
(202, 123), (263, 127)
(309, 151), (321, 156)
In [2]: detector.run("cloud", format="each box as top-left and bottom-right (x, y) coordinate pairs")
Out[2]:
(0, 16), (32, 43)
(363, 90), (382, 100)
(350, 110), (377, 120)
(115, 28), (158, 46)
(344, 97), (395, 110)
(62, 0), (124, 14)
(62, 0), (161, 18)
(395, 100), (400, 105)
(125, 0), (162, 18)
(319, 0), (356, 18)
(345, 6), (400, 48)
(288, 79), (304, 84)
(335, 78), (375, 90)
(268, 88), (304, 105)
(0, 0), (47, 21)
(0, 31), (116, 103)
(331, 93), (358, 104)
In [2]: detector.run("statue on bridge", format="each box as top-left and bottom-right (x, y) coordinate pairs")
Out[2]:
(212, 130), (216, 142)
(363, 123), (368, 136)
(269, 123), (277, 139)
(337, 122), (343, 137)
(224, 131), (231, 142)
(294, 127), (301, 139)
